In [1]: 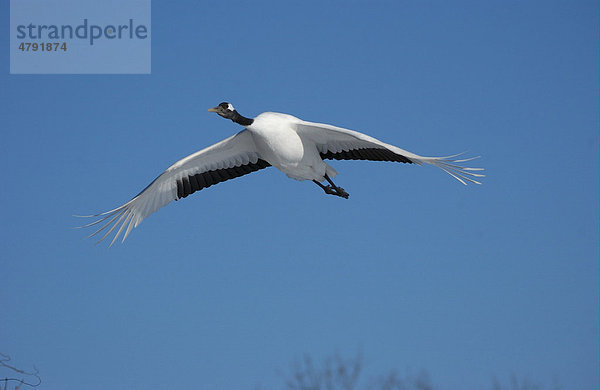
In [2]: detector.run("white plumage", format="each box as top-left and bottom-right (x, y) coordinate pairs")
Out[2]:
(78, 104), (484, 246)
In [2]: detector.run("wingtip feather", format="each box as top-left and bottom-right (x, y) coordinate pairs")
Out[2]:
(423, 153), (484, 185)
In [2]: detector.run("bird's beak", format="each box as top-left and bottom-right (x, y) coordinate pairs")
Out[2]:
(207, 107), (219, 112)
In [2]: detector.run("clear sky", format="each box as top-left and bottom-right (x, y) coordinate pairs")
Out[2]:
(1, 1), (598, 389)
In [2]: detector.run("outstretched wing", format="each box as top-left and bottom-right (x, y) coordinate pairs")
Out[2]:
(77, 130), (270, 246)
(295, 120), (484, 185)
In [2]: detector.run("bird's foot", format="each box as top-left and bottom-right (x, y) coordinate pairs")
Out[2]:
(323, 185), (349, 199)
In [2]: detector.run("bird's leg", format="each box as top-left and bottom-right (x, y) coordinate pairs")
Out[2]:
(324, 174), (349, 199)
(312, 175), (349, 199)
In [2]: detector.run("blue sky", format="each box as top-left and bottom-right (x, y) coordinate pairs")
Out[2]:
(1, 1), (598, 389)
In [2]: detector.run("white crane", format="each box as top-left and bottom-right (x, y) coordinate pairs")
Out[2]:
(78, 102), (484, 246)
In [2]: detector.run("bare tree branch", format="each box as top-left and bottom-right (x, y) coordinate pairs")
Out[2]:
(280, 352), (557, 390)
(0, 353), (41, 388)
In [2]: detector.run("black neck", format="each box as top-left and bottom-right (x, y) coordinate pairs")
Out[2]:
(231, 111), (253, 127)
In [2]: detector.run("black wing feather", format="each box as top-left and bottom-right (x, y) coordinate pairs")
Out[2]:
(320, 148), (413, 164)
(176, 159), (271, 199)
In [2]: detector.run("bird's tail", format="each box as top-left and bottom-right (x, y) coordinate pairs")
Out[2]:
(418, 154), (485, 185)
(324, 162), (338, 179)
